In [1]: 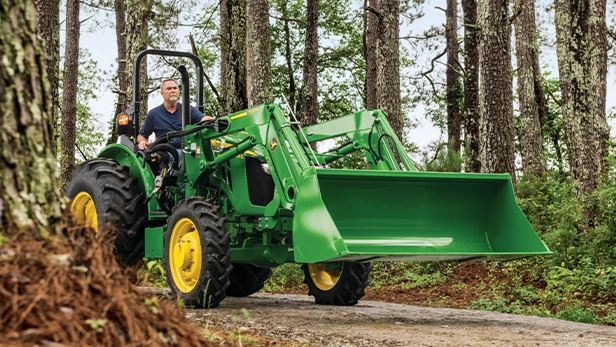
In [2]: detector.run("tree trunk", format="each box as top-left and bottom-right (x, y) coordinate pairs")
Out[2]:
(555, 0), (609, 226)
(375, 0), (403, 139)
(279, 2), (297, 113)
(126, 0), (152, 125)
(462, 0), (480, 173)
(478, 0), (516, 185)
(222, 0), (248, 113)
(110, 0), (128, 144)
(299, 0), (318, 127)
(247, 0), (272, 106)
(220, 0), (229, 116)
(514, 0), (547, 177)
(446, 0), (462, 158)
(34, 0), (60, 155)
(364, 0), (378, 109)
(59, 0), (80, 186)
(0, 0), (66, 237)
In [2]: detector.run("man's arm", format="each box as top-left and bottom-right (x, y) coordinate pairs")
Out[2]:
(137, 135), (149, 150)
(138, 111), (154, 150)
(190, 106), (214, 123)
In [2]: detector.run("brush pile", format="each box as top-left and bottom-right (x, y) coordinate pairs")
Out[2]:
(0, 225), (217, 346)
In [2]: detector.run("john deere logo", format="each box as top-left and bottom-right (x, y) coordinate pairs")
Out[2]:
(270, 137), (279, 152)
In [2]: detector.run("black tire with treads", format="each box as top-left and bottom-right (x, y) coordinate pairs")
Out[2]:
(65, 158), (146, 266)
(302, 262), (373, 306)
(226, 263), (273, 297)
(163, 197), (232, 308)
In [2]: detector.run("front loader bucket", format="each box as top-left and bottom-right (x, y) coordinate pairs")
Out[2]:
(292, 169), (551, 264)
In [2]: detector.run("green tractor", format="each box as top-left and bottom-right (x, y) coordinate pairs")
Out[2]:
(66, 50), (550, 308)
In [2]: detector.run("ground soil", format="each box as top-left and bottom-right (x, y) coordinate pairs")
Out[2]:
(188, 294), (616, 347)
(184, 262), (616, 346)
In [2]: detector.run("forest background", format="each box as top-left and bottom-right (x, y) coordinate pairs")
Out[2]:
(23, 0), (616, 326)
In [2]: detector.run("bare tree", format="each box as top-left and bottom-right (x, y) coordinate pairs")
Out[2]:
(446, 0), (461, 158)
(374, 0), (403, 139)
(34, 0), (61, 154)
(555, 0), (609, 226)
(364, 0), (378, 109)
(1, 0), (66, 236)
(125, 0), (153, 124)
(60, 0), (81, 186)
(299, 0), (318, 126)
(110, 0), (128, 143)
(462, 0), (480, 173)
(220, 0), (229, 116)
(514, 0), (547, 177)
(247, 0), (272, 106)
(478, 0), (516, 185)
(221, 0), (248, 113)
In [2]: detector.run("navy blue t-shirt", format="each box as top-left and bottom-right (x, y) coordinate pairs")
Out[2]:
(139, 103), (205, 149)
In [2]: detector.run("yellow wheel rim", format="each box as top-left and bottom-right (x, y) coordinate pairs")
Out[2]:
(308, 263), (343, 291)
(71, 192), (98, 232)
(169, 218), (203, 293)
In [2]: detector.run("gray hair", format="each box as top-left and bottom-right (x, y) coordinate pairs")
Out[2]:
(160, 78), (179, 91)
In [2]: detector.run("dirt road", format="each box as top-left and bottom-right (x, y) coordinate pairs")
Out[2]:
(185, 293), (616, 347)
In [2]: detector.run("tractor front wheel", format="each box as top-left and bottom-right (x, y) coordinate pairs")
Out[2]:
(301, 262), (373, 306)
(65, 158), (146, 266)
(163, 197), (232, 308)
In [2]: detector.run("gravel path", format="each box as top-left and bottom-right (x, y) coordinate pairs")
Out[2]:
(184, 293), (616, 346)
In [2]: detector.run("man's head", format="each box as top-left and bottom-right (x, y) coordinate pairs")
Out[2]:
(160, 78), (179, 105)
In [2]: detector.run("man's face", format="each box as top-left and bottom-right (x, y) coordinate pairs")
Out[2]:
(161, 80), (179, 104)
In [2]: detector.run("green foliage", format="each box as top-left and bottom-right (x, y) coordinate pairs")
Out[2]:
(139, 259), (167, 288)
(262, 263), (304, 292)
(144, 297), (160, 314)
(556, 304), (599, 324)
(516, 172), (582, 267)
(84, 319), (107, 333)
(541, 74), (567, 173)
(416, 140), (463, 172)
(369, 262), (452, 289)
(470, 297), (524, 314)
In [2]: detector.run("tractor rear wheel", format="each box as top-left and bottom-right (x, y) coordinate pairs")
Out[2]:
(301, 262), (373, 306)
(65, 158), (146, 266)
(226, 264), (273, 297)
(163, 197), (232, 308)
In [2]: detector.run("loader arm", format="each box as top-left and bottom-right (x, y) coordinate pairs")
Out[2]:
(180, 103), (550, 265)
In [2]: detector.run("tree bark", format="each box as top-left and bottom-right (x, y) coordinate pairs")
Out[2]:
(375, 0), (403, 139)
(222, 0), (248, 113)
(299, 0), (318, 126)
(364, 0), (378, 109)
(279, 2), (297, 113)
(462, 0), (480, 173)
(247, 0), (272, 106)
(220, 0), (229, 116)
(446, 0), (462, 157)
(110, 0), (128, 144)
(478, 0), (516, 185)
(125, 0), (152, 125)
(0, 0), (66, 237)
(34, 0), (60, 155)
(555, 0), (609, 226)
(514, 0), (547, 177)
(59, 0), (80, 186)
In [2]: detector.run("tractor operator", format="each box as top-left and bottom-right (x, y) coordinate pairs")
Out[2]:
(137, 78), (213, 151)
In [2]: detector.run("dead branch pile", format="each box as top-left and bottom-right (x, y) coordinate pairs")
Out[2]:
(0, 226), (217, 346)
